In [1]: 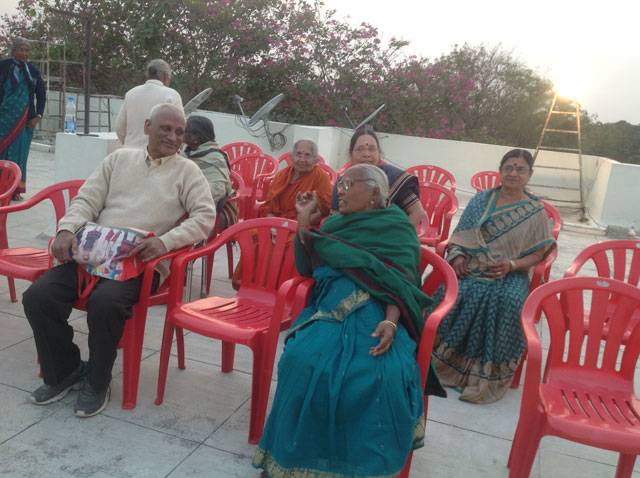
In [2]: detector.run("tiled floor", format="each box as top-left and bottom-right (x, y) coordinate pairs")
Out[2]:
(0, 148), (637, 477)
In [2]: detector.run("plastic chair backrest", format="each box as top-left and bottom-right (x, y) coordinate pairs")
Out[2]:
(406, 165), (456, 192)
(416, 182), (459, 244)
(542, 200), (562, 240)
(228, 217), (298, 293)
(229, 170), (245, 197)
(0, 161), (21, 206)
(470, 171), (501, 192)
(318, 163), (337, 185)
(523, 277), (640, 386)
(221, 142), (262, 163)
(564, 240), (640, 287)
(230, 153), (278, 213)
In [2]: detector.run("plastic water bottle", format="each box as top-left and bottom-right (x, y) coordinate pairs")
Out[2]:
(64, 97), (76, 134)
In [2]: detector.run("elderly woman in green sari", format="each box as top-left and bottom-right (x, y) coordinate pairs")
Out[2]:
(253, 164), (444, 478)
(0, 38), (46, 200)
(432, 149), (556, 404)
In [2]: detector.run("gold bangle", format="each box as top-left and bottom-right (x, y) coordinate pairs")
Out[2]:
(509, 259), (516, 272)
(380, 320), (398, 332)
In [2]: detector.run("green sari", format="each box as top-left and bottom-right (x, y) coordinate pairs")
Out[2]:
(253, 205), (443, 478)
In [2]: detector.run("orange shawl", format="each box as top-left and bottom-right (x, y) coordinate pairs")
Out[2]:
(259, 165), (332, 220)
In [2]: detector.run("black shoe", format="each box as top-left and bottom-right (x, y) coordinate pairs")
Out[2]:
(74, 382), (110, 418)
(30, 362), (85, 405)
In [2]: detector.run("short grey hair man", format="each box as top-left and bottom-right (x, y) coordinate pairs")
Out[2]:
(349, 164), (389, 208)
(146, 59), (171, 86)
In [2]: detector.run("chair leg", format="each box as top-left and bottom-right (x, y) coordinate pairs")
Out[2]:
(154, 320), (176, 406)
(247, 345), (276, 445)
(396, 451), (413, 478)
(221, 342), (236, 373)
(121, 310), (148, 410)
(507, 414), (542, 478)
(8, 277), (17, 302)
(615, 454), (636, 478)
(511, 351), (526, 389)
(176, 326), (185, 370)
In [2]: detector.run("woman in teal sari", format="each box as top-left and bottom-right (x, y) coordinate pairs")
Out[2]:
(0, 38), (46, 200)
(432, 149), (555, 404)
(253, 164), (444, 478)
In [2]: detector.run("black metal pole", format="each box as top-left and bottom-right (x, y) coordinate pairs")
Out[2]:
(84, 18), (92, 134)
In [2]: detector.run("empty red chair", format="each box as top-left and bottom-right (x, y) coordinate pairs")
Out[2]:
(406, 165), (456, 192)
(220, 142), (262, 163)
(564, 239), (640, 341)
(471, 171), (501, 192)
(277, 151), (325, 168)
(397, 246), (459, 477)
(0, 161), (22, 298)
(508, 277), (640, 478)
(155, 217), (313, 444)
(416, 182), (458, 248)
(230, 153), (278, 221)
(0, 180), (84, 302)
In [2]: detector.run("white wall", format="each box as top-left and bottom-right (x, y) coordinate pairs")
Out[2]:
(52, 101), (639, 230)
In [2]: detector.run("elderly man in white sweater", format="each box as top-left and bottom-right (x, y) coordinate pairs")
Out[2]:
(23, 103), (216, 418)
(115, 59), (184, 149)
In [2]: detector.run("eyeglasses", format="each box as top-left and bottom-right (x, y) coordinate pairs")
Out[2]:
(336, 177), (373, 191)
(353, 146), (378, 154)
(294, 151), (315, 160)
(501, 166), (530, 175)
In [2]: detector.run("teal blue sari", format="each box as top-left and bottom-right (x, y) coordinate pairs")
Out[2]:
(431, 188), (555, 403)
(253, 206), (434, 478)
(0, 69), (32, 193)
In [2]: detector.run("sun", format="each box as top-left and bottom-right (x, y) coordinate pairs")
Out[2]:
(554, 71), (588, 100)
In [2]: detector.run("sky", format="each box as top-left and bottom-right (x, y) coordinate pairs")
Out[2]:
(2, 0), (638, 124)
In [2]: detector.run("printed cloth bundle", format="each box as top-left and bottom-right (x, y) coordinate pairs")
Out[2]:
(71, 222), (153, 281)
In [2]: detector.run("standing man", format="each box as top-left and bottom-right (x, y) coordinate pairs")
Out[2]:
(115, 59), (183, 149)
(23, 103), (215, 418)
(0, 37), (46, 200)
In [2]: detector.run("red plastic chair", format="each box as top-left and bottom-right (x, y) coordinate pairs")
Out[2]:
(230, 153), (278, 221)
(317, 163), (337, 185)
(564, 240), (640, 341)
(0, 161), (22, 297)
(212, 170), (245, 281)
(416, 182), (459, 248)
(406, 165), (456, 192)
(397, 246), (459, 477)
(510, 201), (562, 388)
(220, 142), (262, 163)
(508, 277), (640, 478)
(73, 245), (190, 410)
(277, 151), (325, 169)
(471, 171), (501, 192)
(0, 160), (21, 205)
(155, 217), (313, 444)
(0, 180), (84, 302)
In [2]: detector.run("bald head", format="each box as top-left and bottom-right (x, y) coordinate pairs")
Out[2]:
(144, 103), (186, 158)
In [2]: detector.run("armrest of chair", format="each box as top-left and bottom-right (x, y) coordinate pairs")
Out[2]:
(138, 245), (192, 303)
(435, 239), (449, 258)
(519, 302), (544, 409)
(529, 247), (558, 292)
(268, 275), (315, 337)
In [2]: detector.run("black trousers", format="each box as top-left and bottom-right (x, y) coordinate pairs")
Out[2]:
(23, 262), (158, 392)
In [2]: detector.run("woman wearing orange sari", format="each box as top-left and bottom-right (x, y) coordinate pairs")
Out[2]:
(232, 139), (333, 288)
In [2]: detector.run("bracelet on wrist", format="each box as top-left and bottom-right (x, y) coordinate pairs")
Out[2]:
(380, 320), (397, 332)
(509, 259), (516, 272)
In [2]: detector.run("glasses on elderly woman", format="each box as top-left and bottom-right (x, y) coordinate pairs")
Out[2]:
(336, 177), (373, 191)
(353, 145), (378, 154)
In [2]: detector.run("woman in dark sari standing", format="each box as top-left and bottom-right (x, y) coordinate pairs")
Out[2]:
(253, 164), (444, 478)
(0, 37), (46, 200)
